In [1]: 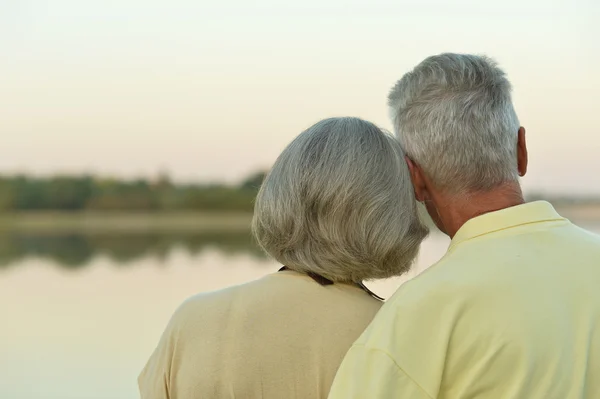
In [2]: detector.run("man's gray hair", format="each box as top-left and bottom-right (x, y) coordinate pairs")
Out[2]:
(252, 117), (428, 283)
(388, 53), (521, 193)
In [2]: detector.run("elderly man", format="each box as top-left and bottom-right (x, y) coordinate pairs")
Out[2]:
(328, 54), (600, 398)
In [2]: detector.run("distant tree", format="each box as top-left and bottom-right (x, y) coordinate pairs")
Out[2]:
(86, 178), (160, 211)
(239, 171), (267, 191)
(182, 186), (256, 212)
(12, 176), (48, 210)
(44, 176), (94, 210)
(0, 177), (16, 210)
(154, 169), (173, 190)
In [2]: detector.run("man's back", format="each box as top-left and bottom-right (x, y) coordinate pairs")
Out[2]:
(139, 269), (382, 399)
(329, 202), (600, 398)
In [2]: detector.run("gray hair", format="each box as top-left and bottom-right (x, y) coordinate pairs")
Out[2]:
(252, 117), (428, 283)
(388, 53), (521, 193)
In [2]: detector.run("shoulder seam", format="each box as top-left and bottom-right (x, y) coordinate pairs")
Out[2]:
(352, 344), (435, 399)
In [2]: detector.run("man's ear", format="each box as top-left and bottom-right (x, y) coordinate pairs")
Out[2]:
(517, 126), (528, 177)
(405, 156), (427, 202)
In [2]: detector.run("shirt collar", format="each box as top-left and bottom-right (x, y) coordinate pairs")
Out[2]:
(277, 266), (385, 301)
(449, 201), (566, 251)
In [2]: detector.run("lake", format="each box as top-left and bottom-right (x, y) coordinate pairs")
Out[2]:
(0, 217), (598, 399)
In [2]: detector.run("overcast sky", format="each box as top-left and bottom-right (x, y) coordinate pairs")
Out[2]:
(2, 0), (599, 194)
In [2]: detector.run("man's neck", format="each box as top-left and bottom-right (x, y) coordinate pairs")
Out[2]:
(435, 183), (525, 238)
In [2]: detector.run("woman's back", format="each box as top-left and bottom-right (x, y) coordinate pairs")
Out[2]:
(139, 117), (428, 398)
(138, 269), (382, 398)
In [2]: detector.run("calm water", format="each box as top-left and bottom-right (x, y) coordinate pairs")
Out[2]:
(1, 222), (598, 399)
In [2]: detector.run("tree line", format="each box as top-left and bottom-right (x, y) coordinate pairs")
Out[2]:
(0, 172), (596, 212)
(0, 172), (266, 212)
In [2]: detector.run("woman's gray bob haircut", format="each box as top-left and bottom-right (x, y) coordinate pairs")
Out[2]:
(252, 117), (428, 283)
(388, 53), (521, 194)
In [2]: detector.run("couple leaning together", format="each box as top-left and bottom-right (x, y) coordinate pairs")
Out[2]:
(139, 53), (600, 398)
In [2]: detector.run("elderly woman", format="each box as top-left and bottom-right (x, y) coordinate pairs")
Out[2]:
(138, 117), (428, 399)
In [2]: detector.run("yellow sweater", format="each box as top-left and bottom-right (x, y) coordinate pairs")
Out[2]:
(329, 201), (600, 399)
(139, 269), (382, 399)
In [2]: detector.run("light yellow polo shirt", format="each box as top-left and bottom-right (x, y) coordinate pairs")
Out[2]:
(328, 201), (600, 399)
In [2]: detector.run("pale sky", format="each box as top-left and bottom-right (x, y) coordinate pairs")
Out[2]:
(2, 0), (599, 194)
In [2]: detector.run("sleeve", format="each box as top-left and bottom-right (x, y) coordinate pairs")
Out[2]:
(138, 316), (179, 399)
(327, 345), (432, 399)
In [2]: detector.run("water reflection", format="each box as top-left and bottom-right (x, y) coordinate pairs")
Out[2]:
(0, 230), (265, 270)
(1, 222), (596, 399)
(1, 218), (597, 270)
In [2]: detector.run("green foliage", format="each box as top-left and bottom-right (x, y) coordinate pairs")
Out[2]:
(0, 172), (267, 212)
(240, 171), (267, 191)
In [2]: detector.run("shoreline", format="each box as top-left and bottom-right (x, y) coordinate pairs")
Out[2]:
(0, 204), (598, 234)
(0, 212), (253, 233)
